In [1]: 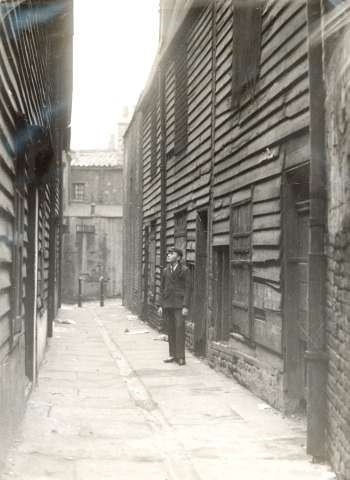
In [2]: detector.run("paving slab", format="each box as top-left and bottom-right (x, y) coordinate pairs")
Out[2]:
(1, 300), (333, 480)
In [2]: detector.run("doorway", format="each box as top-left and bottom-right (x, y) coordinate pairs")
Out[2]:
(193, 210), (208, 356)
(25, 185), (38, 383)
(213, 245), (230, 341)
(284, 164), (310, 410)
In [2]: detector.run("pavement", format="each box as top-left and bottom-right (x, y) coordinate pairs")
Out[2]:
(1, 300), (334, 480)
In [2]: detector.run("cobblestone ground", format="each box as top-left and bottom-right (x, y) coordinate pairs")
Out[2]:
(1, 300), (333, 480)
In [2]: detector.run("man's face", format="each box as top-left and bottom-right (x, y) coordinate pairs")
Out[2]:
(167, 250), (179, 263)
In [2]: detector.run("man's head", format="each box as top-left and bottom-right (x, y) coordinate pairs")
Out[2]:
(166, 247), (183, 264)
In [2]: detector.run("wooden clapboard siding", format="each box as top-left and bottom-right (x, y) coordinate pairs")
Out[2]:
(123, 112), (143, 314)
(126, 0), (312, 359)
(210, 0), (309, 353)
(142, 86), (162, 317)
(0, 0), (72, 354)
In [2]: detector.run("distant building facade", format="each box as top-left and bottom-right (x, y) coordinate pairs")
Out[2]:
(62, 150), (123, 301)
(123, 0), (350, 477)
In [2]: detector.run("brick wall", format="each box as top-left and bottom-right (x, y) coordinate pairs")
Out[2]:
(325, 24), (350, 480)
(207, 340), (285, 410)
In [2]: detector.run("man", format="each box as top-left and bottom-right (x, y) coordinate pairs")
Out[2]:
(158, 247), (192, 366)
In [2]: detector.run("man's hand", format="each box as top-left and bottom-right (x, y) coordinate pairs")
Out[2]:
(157, 306), (163, 316)
(182, 307), (189, 316)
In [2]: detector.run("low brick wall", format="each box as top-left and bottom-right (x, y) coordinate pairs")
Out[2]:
(185, 321), (195, 351)
(208, 339), (286, 411)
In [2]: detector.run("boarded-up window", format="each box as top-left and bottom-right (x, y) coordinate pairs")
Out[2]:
(73, 183), (85, 201)
(230, 201), (252, 338)
(174, 40), (188, 154)
(12, 190), (25, 335)
(148, 221), (157, 302)
(174, 210), (187, 258)
(232, 1), (263, 107)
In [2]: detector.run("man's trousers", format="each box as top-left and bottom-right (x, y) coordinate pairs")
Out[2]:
(164, 308), (185, 360)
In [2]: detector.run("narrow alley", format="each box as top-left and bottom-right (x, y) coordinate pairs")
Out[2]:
(1, 300), (331, 480)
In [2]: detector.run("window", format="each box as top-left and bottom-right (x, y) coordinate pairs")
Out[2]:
(72, 183), (85, 201)
(174, 210), (187, 257)
(174, 40), (188, 154)
(232, 1), (263, 107)
(76, 224), (95, 234)
(230, 200), (253, 338)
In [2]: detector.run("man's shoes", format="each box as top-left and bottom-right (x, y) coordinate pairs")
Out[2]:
(163, 357), (176, 363)
(177, 358), (186, 366)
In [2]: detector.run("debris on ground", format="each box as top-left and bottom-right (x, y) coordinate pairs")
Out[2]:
(152, 335), (168, 342)
(125, 329), (150, 335)
(257, 403), (272, 411)
(55, 318), (76, 325)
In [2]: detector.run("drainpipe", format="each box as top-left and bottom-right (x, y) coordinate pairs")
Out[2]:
(305, 0), (328, 460)
(159, 66), (167, 272)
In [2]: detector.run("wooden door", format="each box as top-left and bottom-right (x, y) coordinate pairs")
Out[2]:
(213, 246), (230, 341)
(284, 165), (310, 409)
(25, 185), (38, 382)
(193, 211), (208, 356)
(142, 226), (150, 319)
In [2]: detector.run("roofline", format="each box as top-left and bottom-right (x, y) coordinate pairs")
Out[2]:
(124, 0), (208, 138)
(70, 165), (123, 169)
(69, 149), (119, 153)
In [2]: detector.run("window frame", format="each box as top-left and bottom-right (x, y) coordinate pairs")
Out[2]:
(72, 182), (86, 202)
(229, 198), (254, 340)
(174, 39), (188, 155)
(231, 0), (264, 108)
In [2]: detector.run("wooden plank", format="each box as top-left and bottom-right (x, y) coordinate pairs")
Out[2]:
(0, 270), (11, 291)
(0, 217), (13, 241)
(213, 160), (282, 199)
(253, 246), (281, 264)
(254, 311), (282, 355)
(260, 10), (307, 77)
(253, 264), (281, 282)
(284, 132), (310, 169)
(253, 213), (281, 230)
(0, 314), (11, 349)
(253, 199), (281, 216)
(214, 90), (309, 173)
(253, 281), (281, 310)
(0, 291), (11, 319)
(212, 234), (230, 246)
(254, 177), (281, 202)
(252, 229), (281, 247)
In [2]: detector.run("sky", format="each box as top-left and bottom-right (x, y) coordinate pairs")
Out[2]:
(70, 0), (160, 150)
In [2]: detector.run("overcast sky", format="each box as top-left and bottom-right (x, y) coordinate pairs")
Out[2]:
(71, 0), (159, 150)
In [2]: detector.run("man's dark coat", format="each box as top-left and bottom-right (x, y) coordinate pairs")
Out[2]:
(160, 263), (192, 309)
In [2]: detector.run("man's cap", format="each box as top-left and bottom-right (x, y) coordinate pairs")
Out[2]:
(168, 247), (183, 258)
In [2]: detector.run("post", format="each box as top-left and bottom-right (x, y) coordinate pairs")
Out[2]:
(78, 276), (83, 308)
(306, 0), (328, 460)
(100, 276), (104, 307)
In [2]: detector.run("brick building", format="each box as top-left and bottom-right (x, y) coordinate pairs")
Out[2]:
(323, 4), (350, 477)
(62, 150), (123, 301)
(0, 0), (73, 470)
(123, 0), (350, 477)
